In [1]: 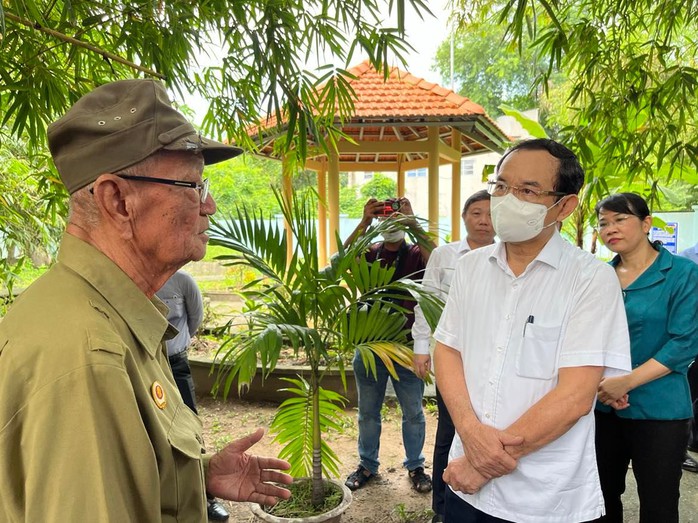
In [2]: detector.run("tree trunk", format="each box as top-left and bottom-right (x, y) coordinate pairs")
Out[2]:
(311, 373), (324, 507)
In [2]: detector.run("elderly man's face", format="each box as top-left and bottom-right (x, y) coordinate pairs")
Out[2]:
(129, 152), (213, 272)
(463, 200), (494, 246)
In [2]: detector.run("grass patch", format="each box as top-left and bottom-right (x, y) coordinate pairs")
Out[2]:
(266, 478), (344, 518)
(391, 503), (434, 522)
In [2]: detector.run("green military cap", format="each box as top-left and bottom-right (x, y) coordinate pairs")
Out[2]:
(47, 79), (243, 194)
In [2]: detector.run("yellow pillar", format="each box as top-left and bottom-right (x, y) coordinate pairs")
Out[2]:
(451, 129), (462, 241)
(397, 154), (405, 198)
(328, 149), (340, 256)
(317, 162), (328, 267)
(282, 155), (294, 262)
(427, 126), (440, 239)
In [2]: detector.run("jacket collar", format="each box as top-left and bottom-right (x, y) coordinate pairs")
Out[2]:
(490, 229), (564, 273)
(610, 245), (671, 290)
(58, 233), (171, 358)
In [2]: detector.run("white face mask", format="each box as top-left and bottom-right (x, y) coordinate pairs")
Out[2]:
(382, 229), (406, 243)
(490, 193), (562, 242)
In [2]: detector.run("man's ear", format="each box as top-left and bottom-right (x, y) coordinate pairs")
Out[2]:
(556, 194), (579, 223)
(91, 174), (135, 238)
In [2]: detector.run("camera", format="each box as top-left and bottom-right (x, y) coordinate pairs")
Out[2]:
(378, 198), (401, 216)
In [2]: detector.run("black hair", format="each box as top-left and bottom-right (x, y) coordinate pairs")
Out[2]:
(462, 189), (490, 215)
(495, 138), (584, 196)
(594, 192), (650, 220)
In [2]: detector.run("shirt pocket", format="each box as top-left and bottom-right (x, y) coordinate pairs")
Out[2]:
(166, 404), (206, 516)
(516, 324), (562, 380)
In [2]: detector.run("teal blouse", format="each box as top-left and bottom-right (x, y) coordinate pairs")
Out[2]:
(596, 246), (698, 420)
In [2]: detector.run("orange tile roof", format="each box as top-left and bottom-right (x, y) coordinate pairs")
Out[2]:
(344, 60), (487, 118)
(248, 60), (508, 163)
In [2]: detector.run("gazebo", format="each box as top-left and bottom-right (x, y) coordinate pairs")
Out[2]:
(248, 60), (509, 265)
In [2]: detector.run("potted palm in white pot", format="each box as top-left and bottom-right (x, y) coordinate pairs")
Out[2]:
(208, 190), (442, 522)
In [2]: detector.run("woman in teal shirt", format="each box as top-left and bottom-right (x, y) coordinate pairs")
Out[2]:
(593, 193), (698, 522)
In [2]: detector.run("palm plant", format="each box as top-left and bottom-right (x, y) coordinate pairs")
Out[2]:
(208, 190), (442, 510)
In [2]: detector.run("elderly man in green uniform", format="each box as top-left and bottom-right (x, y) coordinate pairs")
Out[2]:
(0, 79), (292, 521)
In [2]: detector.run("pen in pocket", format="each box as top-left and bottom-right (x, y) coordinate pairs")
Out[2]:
(523, 315), (534, 336)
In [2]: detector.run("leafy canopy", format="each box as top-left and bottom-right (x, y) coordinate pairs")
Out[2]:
(451, 0), (698, 191)
(432, 20), (547, 116)
(2, 0), (433, 154)
(0, 0), (431, 292)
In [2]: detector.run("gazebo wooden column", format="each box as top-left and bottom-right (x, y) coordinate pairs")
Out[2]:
(397, 154), (405, 198)
(317, 161), (328, 267)
(282, 155), (294, 262)
(327, 149), (340, 256)
(427, 127), (440, 237)
(451, 129), (462, 241)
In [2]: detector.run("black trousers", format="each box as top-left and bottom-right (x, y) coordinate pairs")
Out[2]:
(444, 488), (513, 523)
(168, 352), (198, 414)
(593, 410), (689, 523)
(433, 385), (455, 518)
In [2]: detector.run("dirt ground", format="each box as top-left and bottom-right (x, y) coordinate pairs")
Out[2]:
(199, 395), (437, 522)
(198, 395), (698, 523)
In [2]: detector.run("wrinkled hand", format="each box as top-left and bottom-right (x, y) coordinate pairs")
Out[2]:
(412, 354), (431, 379)
(443, 456), (489, 495)
(206, 428), (293, 506)
(598, 376), (631, 405)
(462, 423), (523, 478)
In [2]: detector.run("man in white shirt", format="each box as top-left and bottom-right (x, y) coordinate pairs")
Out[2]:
(433, 138), (631, 523)
(411, 189), (495, 523)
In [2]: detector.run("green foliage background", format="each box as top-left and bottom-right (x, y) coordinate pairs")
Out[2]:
(0, 0), (431, 294)
(432, 22), (546, 116)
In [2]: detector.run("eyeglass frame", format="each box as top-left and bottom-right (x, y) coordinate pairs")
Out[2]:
(595, 213), (645, 231)
(486, 180), (567, 201)
(116, 174), (210, 203)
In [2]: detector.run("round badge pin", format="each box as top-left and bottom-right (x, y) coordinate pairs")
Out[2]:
(151, 381), (167, 409)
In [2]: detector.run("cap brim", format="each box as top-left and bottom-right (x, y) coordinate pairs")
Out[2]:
(163, 134), (243, 165)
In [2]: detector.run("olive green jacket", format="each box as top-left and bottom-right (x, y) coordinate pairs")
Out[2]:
(0, 234), (208, 522)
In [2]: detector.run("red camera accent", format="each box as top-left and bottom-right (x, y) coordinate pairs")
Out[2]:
(379, 199), (400, 216)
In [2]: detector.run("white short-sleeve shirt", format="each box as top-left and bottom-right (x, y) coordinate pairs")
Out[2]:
(412, 238), (472, 355)
(434, 230), (631, 523)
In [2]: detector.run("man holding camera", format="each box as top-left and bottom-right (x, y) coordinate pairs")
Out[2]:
(343, 197), (435, 494)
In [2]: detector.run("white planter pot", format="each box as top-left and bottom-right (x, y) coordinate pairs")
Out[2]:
(250, 478), (352, 523)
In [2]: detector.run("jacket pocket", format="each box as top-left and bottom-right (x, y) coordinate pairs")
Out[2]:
(167, 404), (206, 517)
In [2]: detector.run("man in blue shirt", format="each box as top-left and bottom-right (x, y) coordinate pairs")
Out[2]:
(157, 270), (230, 520)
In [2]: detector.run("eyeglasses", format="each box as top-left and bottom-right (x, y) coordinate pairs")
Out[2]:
(117, 174), (210, 203)
(487, 180), (567, 202)
(597, 214), (635, 230)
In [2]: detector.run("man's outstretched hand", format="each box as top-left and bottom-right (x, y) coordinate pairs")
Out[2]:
(206, 428), (293, 506)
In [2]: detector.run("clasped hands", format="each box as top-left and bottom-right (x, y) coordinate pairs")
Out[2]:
(597, 376), (631, 410)
(443, 424), (524, 495)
